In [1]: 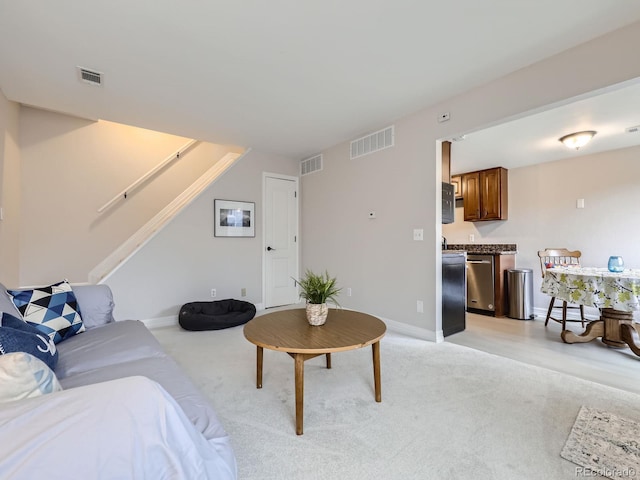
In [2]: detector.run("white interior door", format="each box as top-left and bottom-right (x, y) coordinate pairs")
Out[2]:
(264, 174), (299, 308)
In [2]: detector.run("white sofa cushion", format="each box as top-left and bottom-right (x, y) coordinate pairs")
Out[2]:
(0, 283), (23, 319)
(0, 352), (62, 403)
(71, 284), (115, 329)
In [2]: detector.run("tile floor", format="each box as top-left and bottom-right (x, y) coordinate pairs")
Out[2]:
(447, 312), (640, 395)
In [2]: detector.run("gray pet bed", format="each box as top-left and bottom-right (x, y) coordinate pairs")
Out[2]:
(179, 299), (256, 331)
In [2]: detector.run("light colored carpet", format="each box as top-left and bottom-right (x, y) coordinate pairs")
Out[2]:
(561, 406), (640, 478)
(152, 325), (640, 480)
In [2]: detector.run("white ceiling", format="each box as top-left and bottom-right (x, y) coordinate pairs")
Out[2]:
(449, 79), (640, 174)
(2, 2), (640, 160)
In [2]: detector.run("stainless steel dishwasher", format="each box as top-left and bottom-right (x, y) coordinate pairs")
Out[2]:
(466, 254), (495, 314)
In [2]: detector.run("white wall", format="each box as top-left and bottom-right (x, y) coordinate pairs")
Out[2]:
(302, 21), (640, 340)
(105, 149), (298, 322)
(0, 89), (21, 286)
(443, 145), (640, 315)
(7, 22), (640, 335)
(18, 107), (243, 285)
(301, 117), (436, 338)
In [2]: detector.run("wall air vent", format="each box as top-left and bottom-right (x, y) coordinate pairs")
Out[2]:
(350, 125), (394, 160)
(77, 67), (103, 86)
(300, 154), (323, 176)
(626, 125), (640, 134)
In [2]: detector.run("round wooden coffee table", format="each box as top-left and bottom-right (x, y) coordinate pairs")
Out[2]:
(243, 308), (386, 435)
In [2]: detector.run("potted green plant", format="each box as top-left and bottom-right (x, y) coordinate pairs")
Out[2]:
(294, 270), (341, 325)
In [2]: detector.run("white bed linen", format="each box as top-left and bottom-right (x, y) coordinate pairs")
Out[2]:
(0, 376), (237, 480)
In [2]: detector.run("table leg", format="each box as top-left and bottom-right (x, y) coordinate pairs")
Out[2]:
(601, 308), (633, 348)
(326, 353), (332, 369)
(294, 353), (304, 435)
(372, 341), (382, 402)
(561, 320), (604, 344)
(256, 346), (263, 389)
(620, 323), (640, 357)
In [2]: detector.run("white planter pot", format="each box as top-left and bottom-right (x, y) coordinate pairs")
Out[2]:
(306, 303), (328, 326)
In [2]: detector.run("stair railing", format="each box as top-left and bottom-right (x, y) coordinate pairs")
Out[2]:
(89, 149), (247, 284)
(97, 139), (199, 214)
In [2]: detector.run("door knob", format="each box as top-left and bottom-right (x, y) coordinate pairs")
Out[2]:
(267, 246), (275, 251)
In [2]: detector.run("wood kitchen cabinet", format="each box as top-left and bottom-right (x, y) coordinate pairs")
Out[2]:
(451, 175), (462, 199)
(462, 167), (508, 222)
(441, 141), (451, 183)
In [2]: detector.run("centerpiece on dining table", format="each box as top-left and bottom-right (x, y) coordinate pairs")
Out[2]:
(294, 270), (341, 326)
(608, 256), (625, 273)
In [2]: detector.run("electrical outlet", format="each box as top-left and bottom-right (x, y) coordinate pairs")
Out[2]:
(469, 234), (475, 243)
(241, 288), (247, 297)
(413, 229), (424, 241)
(417, 300), (424, 313)
(347, 287), (352, 297)
(210, 288), (217, 298)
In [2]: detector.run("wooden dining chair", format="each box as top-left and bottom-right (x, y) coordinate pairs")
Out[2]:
(538, 248), (586, 329)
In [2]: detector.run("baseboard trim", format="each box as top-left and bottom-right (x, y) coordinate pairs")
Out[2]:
(378, 316), (440, 342)
(142, 316), (178, 329)
(140, 302), (266, 330)
(140, 306), (439, 342)
(532, 306), (601, 322)
(137, 306), (610, 340)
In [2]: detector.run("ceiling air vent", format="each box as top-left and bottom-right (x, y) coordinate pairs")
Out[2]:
(626, 125), (640, 134)
(77, 67), (103, 86)
(350, 125), (394, 160)
(301, 154), (323, 176)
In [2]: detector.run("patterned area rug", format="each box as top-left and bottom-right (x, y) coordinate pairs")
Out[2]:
(561, 406), (640, 479)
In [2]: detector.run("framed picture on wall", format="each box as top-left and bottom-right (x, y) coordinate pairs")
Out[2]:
(214, 199), (255, 237)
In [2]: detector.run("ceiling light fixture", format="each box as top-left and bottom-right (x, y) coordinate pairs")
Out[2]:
(558, 130), (597, 150)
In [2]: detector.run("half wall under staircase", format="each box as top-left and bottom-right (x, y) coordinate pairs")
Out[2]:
(88, 149), (247, 284)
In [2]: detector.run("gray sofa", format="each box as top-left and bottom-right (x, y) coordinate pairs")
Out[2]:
(0, 283), (236, 479)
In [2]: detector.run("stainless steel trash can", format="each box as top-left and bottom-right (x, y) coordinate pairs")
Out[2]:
(507, 268), (534, 320)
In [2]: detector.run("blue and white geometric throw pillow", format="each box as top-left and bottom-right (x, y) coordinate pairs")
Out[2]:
(8, 280), (85, 344)
(0, 312), (59, 370)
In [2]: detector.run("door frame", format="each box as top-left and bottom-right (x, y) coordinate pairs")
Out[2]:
(262, 172), (300, 308)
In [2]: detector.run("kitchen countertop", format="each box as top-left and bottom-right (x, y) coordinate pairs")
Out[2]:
(444, 243), (517, 255)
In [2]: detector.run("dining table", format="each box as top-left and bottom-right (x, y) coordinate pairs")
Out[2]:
(541, 266), (640, 356)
